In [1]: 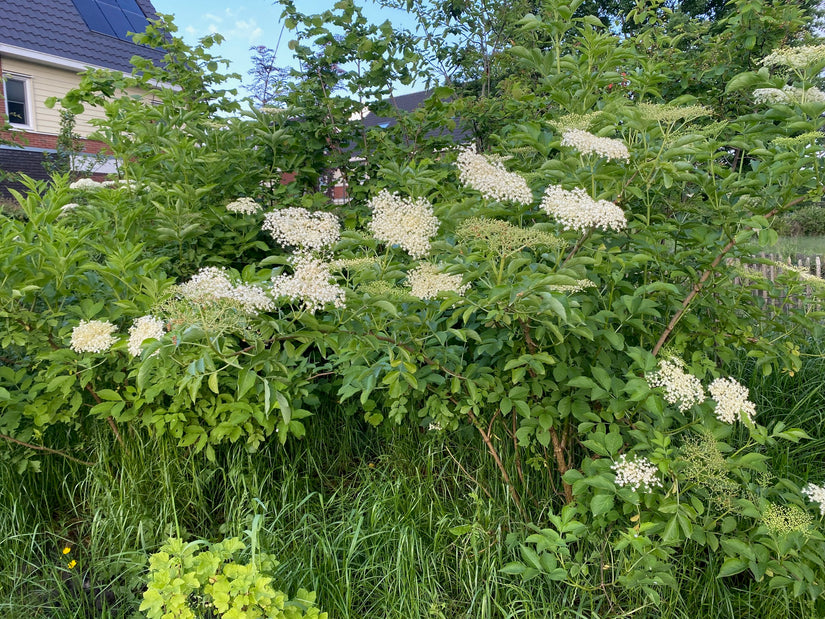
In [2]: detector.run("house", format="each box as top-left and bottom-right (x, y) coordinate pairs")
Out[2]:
(0, 0), (164, 196)
(327, 89), (468, 204)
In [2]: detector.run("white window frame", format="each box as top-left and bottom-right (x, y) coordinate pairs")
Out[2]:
(2, 73), (34, 130)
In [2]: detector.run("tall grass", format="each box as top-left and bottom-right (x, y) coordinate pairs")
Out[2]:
(2, 352), (824, 618)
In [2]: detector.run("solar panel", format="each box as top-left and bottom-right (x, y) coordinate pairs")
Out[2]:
(72, 0), (116, 38)
(113, 0), (144, 11)
(122, 10), (150, 34)
(72, 0), (149, 41)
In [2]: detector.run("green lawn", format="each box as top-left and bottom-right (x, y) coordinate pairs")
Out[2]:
(772, 235), (825, 259)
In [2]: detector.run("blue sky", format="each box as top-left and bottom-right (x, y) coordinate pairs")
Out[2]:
(150, 0), (419, 98)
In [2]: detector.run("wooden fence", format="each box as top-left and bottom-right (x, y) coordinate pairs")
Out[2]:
(731, 253), (823, 313)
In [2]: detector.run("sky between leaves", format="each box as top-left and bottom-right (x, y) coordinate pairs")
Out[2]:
(150, 0), (420, 98)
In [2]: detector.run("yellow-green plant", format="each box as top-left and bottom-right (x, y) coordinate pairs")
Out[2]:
(140, 537), (326, 619)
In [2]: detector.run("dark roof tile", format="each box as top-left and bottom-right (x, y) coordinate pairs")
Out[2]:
(1, 0), (164, 74)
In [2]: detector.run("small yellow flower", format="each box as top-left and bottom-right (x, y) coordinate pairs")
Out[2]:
(68, 560), (77, 569)
(62, 546), (71, 555)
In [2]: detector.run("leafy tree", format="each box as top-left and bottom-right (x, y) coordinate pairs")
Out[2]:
(247, 45), (293, 107)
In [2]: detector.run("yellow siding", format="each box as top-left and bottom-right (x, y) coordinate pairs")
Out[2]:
(2, 57), (108, 137)
(2, 58), (146, 138)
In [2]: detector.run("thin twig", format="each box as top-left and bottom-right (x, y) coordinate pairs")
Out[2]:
(550, 426), (573, 504)
(465, 406), (524, 516)
(85, 384), (125, 448)
(443, 443), (492, 500)
(0, 432), (94, 466)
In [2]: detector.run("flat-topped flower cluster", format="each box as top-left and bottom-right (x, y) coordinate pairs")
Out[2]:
(760, 44), (825, 70)
(177, 267), (274, 315)
(612, 454), (661, 492)
(753, 85), (825, 105)
(561, 129), (630, 162)
(541, 185), (627, 233)
(367, 190), (440, 259)
(708, 377), (756, 424)
(271, 254), (346, 314)
(646, 358), (757, 425)
(406, 263), (469, 300)
(225, 197), (262, 215)
(646, 358), (706, 412)
(263, 207), (340, 251)
(456, 145), (533, 205)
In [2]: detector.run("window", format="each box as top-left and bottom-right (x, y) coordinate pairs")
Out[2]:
(71, 0), (149, 42)
(3, 76), (31, 128)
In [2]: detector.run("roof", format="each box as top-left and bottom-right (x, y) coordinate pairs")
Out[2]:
(0, 0), (165, 74)
(361, 89), (470, 143)
(361, 90), (436, 129)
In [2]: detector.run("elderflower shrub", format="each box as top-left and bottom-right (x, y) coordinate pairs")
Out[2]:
(6, 10), (825, 610)
(406, 263), (470, 299)
(366, 190), (439, 258)
(455, 145), (534, 205)
(70, 320), (118, 353)
(560, 129), (630, 161)
(127, 315), (165, 357)
(262, 207), (340, 251)
(540, 185), (627, 232)
(708, 377), (756, 424)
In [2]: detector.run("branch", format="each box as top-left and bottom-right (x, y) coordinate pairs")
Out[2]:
(652, 201), (798, 356)
(0, 432), (94, 466)
(85, 383), (124, 447)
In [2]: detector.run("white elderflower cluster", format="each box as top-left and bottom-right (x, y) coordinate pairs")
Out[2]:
(547, 279), (596, 293)
(177, 267), (274, 315)
(127, 315), (165, 357)
(367, 190), (440, 259)
(760, 45), (825, 70)
(611, 454), (662, 492)
(262, 207), (340, 251)
(231, 283), (275, 313)
(70, 320), (117, 353)
(802, 483), (825, 516)
(60, 203), (81, 213)
(225, 197), (262, 215)
(646, 358), (706, 412)
(708, 377), (756, 424)
(101, 179), (138, 190)
(69, 178), (103, 191)
(754, 85), (825, 105)
(271, 254), (346, 314)
(455, 145), (533, 205)
(560, 129), (630, 162)
(541, 185), (627, 233)
(406, 263), (470, 300)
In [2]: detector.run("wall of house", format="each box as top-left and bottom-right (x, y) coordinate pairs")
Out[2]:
(0, 56), (108, 137)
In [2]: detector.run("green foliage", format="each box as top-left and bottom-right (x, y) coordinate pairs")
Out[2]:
(4, 3), (825, 617)
(141, 536), (325, 619)
(777, 203), (825, 236)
